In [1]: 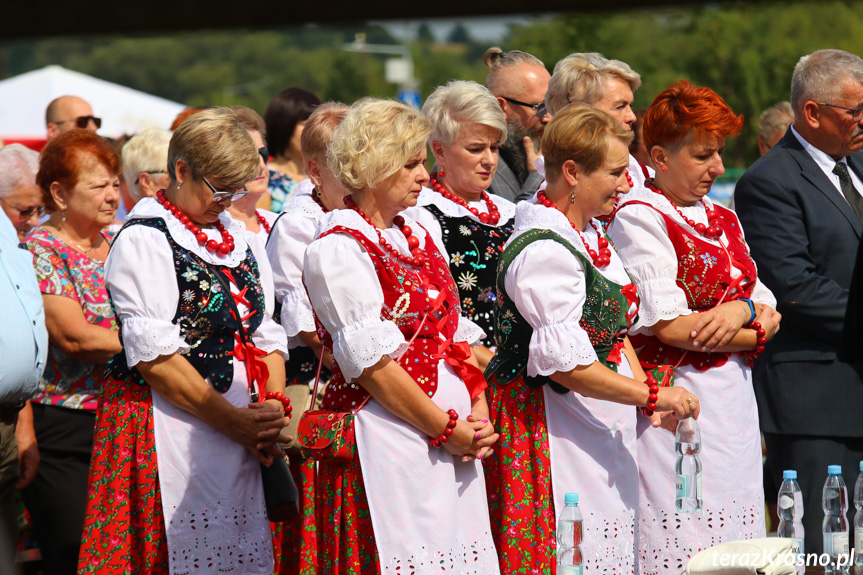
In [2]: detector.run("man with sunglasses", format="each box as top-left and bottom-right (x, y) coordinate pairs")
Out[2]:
(483, 47), (552, 202)
(736, 49), (863, 556)
(45, 96), (101, 141)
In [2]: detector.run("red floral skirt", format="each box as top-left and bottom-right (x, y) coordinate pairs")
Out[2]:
(316, 455), (380, 574)
(484, 379), (556, 575)
(273, 457), (318, 574)
(77, 377), (169, 574)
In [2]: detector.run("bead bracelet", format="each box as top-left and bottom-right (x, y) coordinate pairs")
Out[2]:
(430, 409), (458, 448)
(749, 321), (766, 358)
(264, 391), (293, 416)
(639, 373), (660, 417)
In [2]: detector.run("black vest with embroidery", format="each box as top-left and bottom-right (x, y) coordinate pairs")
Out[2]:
(425, 204), (514, 348)
(105, 218), (265, 392)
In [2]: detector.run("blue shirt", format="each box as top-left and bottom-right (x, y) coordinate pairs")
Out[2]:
(0, 213), (47, 405)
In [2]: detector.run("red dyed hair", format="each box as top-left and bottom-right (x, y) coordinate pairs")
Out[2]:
(37, 129), (122, 213)
(642, 81), (744, 153)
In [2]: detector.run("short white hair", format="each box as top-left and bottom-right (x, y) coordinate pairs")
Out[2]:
(122, 128), (171, 201)
(0, 144), (39, 198)
(422, 81), (507, 147)
(758, 101), (794, 142)
(791, 49), (863, 119)
(546, 52), (642, 116)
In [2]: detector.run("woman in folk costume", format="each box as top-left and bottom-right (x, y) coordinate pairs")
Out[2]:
(485, 105), (699, 574)
(78, 108), (291, 574)
(303, 98), (500, 574)
(607, 81), (780, 573)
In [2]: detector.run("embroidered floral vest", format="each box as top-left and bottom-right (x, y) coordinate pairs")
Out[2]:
(619, 201), (758, 370)
(106, 218), (265, 392)
(315, 225), (471, 412)
(486, 229), (639, 395)
(425, 205), (514, 348)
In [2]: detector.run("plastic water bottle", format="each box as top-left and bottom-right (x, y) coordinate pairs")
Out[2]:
(854, 461), (863, 571)
(823, 465), (850, 573)
(777, 469), (805, 574)
(675, 418), (702, 513)
(556, 493), (583, 575)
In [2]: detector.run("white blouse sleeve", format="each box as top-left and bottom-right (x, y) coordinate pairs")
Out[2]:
(303, 233), (408, 382)
(504, 240), (598, 377)
(248, 235), (289, 355)
(608, 204), (692, 333)
(454, 315), (486, 347)
(105, 224), (190, 366)
(266, 215), (317, 343)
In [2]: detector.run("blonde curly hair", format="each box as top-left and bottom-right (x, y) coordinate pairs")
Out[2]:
(328, 98), (432, 192)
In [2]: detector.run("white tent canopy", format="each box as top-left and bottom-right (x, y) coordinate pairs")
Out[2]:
(0, 65), (185, 140)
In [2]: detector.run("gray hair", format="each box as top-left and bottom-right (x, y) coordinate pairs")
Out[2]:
(422, 81), (507, 147)
(0, 144), (39, 199)
(791, 49), (863, 119)
(122, 128), (172, 201)
(546, 52), (642, 116)
(484, 47), (545, 95)
(758, 101), (794, 143)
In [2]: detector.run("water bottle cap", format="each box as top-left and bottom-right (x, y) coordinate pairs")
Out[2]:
(564, 493), (579, 505)
(783, 470), (797, 480)
(828, 465), (842, 475)
(859, 460), (863, 473)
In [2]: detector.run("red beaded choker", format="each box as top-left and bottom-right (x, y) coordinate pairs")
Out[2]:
(157, 190), (235, 255)
(646, 178), (722, 240)
(536, 191), (612, 268)
(255, 210), (271, 234)
(343, 195), (426, 268)
(428, 173), (500, 225)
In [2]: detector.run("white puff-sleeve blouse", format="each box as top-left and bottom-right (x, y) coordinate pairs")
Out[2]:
(106, 198), (287, 368)
(303, 209), (484, 383)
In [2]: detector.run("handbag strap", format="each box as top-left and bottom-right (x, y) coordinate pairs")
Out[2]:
(310, 286), (447, 416)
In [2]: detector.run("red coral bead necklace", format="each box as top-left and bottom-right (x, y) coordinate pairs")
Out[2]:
(157, 190), (235, 255)
(646, 178), (723, 239)
(343, 195), (426, 268)
(536, 191), (612, 268)
(255, 211), (271, 234)
(428, 172), (500, 225)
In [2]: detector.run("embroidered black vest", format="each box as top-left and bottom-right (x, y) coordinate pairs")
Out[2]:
(106, 218), (265, 392)
(425, 204), (514, 348)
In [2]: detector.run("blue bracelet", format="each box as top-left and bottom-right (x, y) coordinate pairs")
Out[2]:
(739, 298), (756, 327)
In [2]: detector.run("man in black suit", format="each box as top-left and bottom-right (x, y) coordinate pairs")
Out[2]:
(735, 49), (863, 555)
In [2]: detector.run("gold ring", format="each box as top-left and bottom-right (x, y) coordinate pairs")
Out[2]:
(687, 396), (693, 404)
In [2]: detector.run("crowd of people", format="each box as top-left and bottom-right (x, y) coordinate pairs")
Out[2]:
(1, 44), (862, 575)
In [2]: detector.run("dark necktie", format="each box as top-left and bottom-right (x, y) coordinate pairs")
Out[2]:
(833, 162), (863, 222)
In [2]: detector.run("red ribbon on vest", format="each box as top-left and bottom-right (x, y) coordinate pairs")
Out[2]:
(433, 338), (487, 399)
(606, 340), (626, 365)
(228, 331), (270, 401)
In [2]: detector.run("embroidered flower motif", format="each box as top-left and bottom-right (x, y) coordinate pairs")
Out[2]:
(458, 225), (472, 236)
(182, 289), (195, 302)
(181, 267), (199, 282)
(458, 271), (478, 290)
(199, 279), (210, 291)
(451, 252), (465, 267)
(477, 286), (496, 303)
(700, 253), (717, 268)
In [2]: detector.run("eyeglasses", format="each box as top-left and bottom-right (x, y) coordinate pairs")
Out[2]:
(134, 171), (167, 185)
(258, 146), (269, 164)
(502, 97), (548, 119)
(814, 101), (863, 122)
(0, 197), (44, 220)
(202, 176), (248, 204)
(54, 115), (102, 129)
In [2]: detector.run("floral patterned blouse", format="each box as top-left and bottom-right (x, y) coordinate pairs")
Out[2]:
(267, 167), (300, 213)
(21, 227), (118, 411)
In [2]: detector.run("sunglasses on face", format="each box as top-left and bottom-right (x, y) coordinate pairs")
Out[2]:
(0, 197), (44, 219)
(258, 146), (269, 164)
(202, 176), (248, 204)
(55, 115), (102, 129)
(502, 97), (548, 119)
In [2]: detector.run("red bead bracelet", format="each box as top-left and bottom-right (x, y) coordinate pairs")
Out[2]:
(264, 390), (293, 417)
(749, 321), (766, 358)
(430, 409), (458, 448)
(639, 373), (661, 417)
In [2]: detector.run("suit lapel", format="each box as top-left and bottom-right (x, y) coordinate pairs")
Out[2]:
(785, 134), (863, 237)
